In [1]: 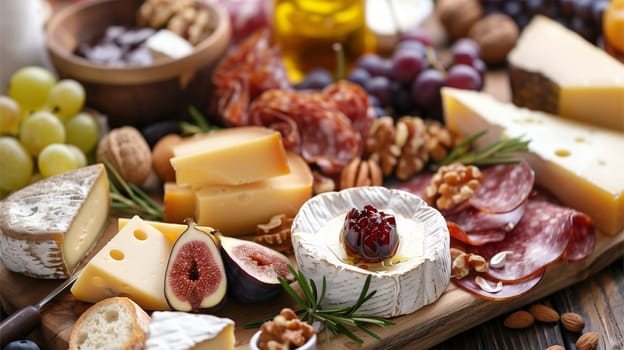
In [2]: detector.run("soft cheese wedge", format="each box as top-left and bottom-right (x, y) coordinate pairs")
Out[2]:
(146, 312), (235, 350)
(442, 87), (624, 235)
(195, 152), (313, 235)
(508, 15), (624, 131)
(0, 164), (110, 279)
(170, 126), (290, 188)
(291, 187), (450, 318)
(71, 216), (173, 310)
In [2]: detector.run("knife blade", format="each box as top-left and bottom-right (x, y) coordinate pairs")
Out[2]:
(0, 268), (82, 347)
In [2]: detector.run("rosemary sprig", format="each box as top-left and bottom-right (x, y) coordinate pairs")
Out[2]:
(246, 265), (393, 343)
(104, 161), (164, 221)
(439, 130), (530, 167)
(180, 106), (221, 136)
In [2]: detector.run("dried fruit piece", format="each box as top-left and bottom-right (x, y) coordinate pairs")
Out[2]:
(220, 235), (294, 303)
(528, 304), (559, 323)
(164, 221), (227, 312)
(576, 332), (599, 350)
(503, 310), (535, 329)
(561, 312), (585, 332)
(342, 205), (399, 263)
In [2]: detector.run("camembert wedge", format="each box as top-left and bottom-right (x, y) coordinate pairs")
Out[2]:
(442, 87), (624, 235)
(508, 15), (624, 131)
(146, 312), (235, 350)
(0, 164), (110, 279)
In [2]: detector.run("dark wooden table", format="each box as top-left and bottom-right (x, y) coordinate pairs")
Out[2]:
(433, 258), (624, 350)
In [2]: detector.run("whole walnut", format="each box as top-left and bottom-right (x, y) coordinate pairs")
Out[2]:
(437, 0), (483, 39)
(469, 13), (519, 64)
(97, 126), (152, 186)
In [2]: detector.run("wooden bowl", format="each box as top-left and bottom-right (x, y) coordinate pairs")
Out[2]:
(45, 0), (231, 127)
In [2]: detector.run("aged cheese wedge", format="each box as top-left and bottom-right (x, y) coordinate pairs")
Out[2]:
(163, 182), (195, 224)
(170, 126), (290, 188)
(196, 152), (313, 235)
(508, 15), (624, 131)
(117, 217), (215, 243)
(291, 187), (450, 318)
(146, 312), (235, 350)
(71, 216), (173, 310)
(442, 87), (624, 235)
(0, 164), (110, 279)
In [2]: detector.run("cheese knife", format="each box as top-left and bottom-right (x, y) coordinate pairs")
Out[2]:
(0, 268), (82, 347)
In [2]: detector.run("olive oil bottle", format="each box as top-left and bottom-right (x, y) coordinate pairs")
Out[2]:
(272, 0), (376, 83)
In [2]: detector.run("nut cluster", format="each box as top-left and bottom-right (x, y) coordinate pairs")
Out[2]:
(364, 116), (457, 182)
(138, 0), (216, 45)
(450, 247), (487, 279)
(423, 162), (483, 210)
(96, 126), (152, 186)
(258, 308), (315, 350)
(254, 214), (294, 254)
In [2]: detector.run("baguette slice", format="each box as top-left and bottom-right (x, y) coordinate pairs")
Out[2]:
(69, 297), (151, 350)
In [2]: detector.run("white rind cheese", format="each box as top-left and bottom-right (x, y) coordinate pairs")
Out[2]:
(0, 164), (110, 279)
(146, 311), (235, 350)
(291, 187), (450, 318)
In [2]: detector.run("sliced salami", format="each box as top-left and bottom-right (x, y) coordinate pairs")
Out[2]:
(447, 201), (527, 233)
(453, 271), (543, 301)
(452, 199), (595, 282)
(448, 223), (507, 246)
(248, 90), (360, 175)
(393, 173), (433, 199)
(469, 161), (534, 213)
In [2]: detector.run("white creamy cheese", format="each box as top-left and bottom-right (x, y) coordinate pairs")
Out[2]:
(291, 186), (450, 318)
(0, 164), (110, 279)
(146, 311), (235, 350)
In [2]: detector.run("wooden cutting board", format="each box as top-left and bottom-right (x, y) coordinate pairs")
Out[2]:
(1, 215), (622, 349)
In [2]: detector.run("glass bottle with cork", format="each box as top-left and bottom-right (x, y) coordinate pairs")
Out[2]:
(272, 0), (376, 83)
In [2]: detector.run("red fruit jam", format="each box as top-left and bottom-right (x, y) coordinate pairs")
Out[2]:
(342, 205), (399, 263)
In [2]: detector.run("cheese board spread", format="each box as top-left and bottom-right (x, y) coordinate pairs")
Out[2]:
(1, 1), (623, 349)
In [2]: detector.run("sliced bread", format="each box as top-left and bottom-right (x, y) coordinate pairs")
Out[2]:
(69, 296), (151, 350)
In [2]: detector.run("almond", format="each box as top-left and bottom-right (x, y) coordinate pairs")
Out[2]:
(576, 332), (599, 350)
(503, 310), (535, 329)
(545, 345), (564, 350)
(561, 312), (585, 332)
(528, 304), (560, 323)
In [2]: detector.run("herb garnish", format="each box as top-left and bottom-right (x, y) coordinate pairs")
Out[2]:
(105, 161), (164, 221)
(180, 106), (221, 136)
(247, 264), (393, 343)
(439, 130), (530, 167)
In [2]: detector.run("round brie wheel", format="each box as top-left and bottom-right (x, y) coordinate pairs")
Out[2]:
(291, 186), (450, 318)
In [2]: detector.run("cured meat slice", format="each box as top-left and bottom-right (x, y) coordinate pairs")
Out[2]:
(212, 30), (291, 126)
(448, 224), (507, 246)
(453, 271), (543, 301)
(447, 201), (527, 233)
(393, 173), (433, 199)
(248, 90), (360, 175)
(470, 161), (534, 213)
(453, 199), (595, 282)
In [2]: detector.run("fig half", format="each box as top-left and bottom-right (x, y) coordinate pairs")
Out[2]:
(164, 221), (227, 312)
(219, 235), (295, 303)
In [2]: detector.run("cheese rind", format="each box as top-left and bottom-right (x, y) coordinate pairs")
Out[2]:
(146, 312), (235, 350)
(442, 87), (624, 235)
(71, 216), (173, 310)
(170, 127), (290, 188)
(292, 187), (450, 318)
(508, 15), (624, 131)
(0, 164), (110, 279)
(196, 152), (313, 235)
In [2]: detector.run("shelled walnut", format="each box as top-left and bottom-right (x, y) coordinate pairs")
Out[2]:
(423, 162), (482, 210)
(425, 120), (455, 163)
(138, 0), (216, 45)
(395, 117), (429, 181)
(255, 214), (294, 253)
(257, 308), (315, 350)
(365, 116), (399, 177)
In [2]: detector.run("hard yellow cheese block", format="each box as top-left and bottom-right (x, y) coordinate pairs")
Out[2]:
(442, 87), (624, 235)
(0, 164), (110, 279)
(508, 15), (624, 131)
(170, 126), (290, 188)
(117, 217), (215, 243)
(71, 216), (173, 310)
(163, 182), (195, 224)
(196, 152), (313, 235)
